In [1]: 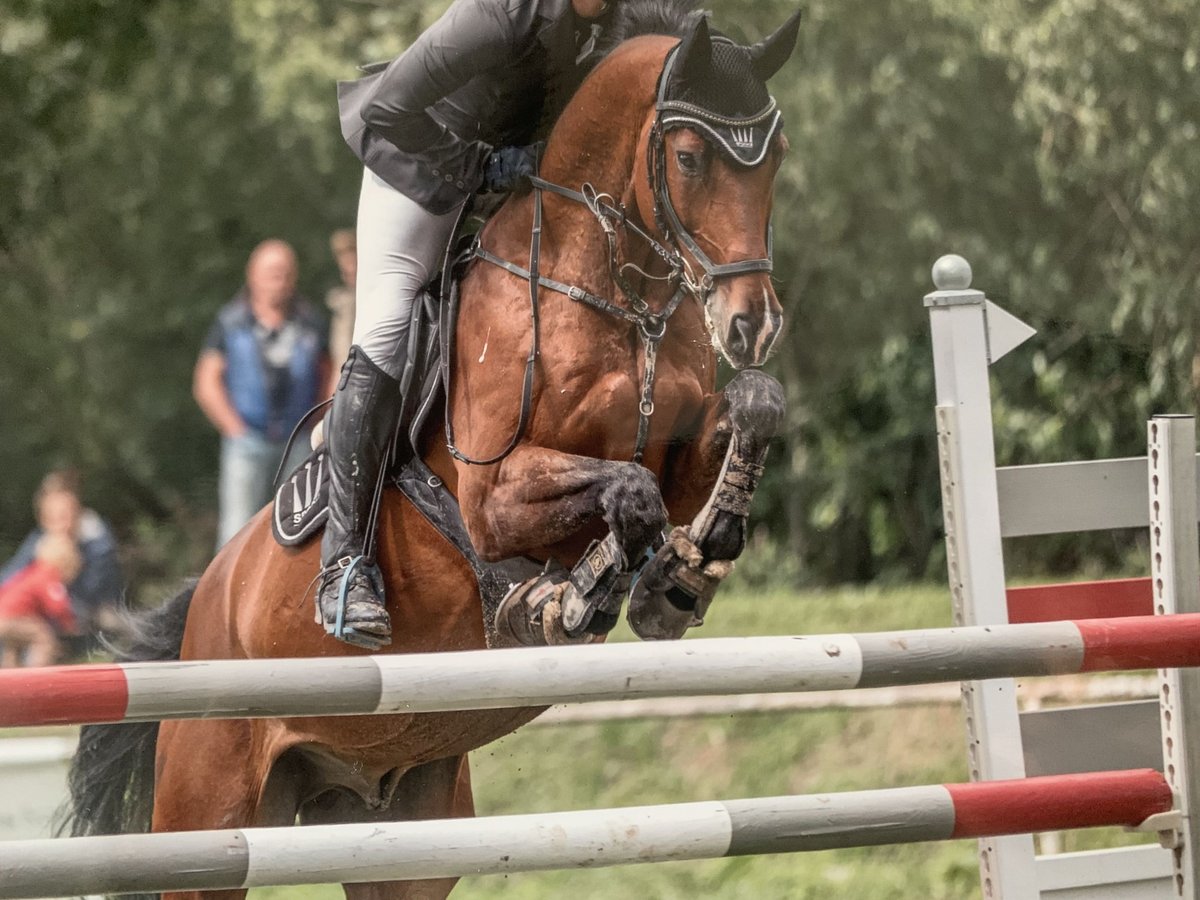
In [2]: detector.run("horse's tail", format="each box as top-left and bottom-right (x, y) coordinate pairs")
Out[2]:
(57, 580), (196, 853)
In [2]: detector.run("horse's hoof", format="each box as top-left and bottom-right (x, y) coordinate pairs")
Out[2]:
(627, 589), (697, 640)
(495, 577), (599, 647)
(627, 528), (732, 640)
(540, 596), (601, 646)
(495, 576), (559, 647)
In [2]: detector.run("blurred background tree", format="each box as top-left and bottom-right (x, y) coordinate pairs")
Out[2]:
(1, 0), (1196, 601)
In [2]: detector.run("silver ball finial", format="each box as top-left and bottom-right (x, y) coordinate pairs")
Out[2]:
(932, 254), (972, 290)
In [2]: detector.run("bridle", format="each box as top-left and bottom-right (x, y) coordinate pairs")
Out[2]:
(647, 42), (778, 298)
(444, 42), (779, 467)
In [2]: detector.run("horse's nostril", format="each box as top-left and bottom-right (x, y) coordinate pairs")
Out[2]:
(727, 314), (754, 357)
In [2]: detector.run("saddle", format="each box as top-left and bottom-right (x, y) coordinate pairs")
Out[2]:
(269, 207), (553, 646)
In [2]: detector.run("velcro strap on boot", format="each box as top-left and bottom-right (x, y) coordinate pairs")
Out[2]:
(709, 455), (764, 518)
(561, 532), (631, 633)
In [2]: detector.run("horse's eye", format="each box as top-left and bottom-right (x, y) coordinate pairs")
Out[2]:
(675, 150), (702, 176)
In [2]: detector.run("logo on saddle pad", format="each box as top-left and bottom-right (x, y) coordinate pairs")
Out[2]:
(731, 127), (756, 149)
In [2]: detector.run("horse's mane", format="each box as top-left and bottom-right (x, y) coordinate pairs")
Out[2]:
(539, 0), (700, 135)
(592, 0), (701, 57)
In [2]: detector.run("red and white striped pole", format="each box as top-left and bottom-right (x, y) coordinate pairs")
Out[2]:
(0, 769), (1174, 899)
(4, 614), (1200, 728)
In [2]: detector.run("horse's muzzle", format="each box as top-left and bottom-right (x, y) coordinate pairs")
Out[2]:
(710, 282), (783, 368)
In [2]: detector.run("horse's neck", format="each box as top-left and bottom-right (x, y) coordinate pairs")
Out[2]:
(546, 175), (673, 307)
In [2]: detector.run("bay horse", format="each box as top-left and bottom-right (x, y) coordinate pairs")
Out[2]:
(64, 8), (798, 899)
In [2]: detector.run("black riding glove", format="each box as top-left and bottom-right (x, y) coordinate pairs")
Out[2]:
(482, 144), (539, 193)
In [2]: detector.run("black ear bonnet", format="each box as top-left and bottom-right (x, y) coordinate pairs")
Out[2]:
(656, 11), (800, 166)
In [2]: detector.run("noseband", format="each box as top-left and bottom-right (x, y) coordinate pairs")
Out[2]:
(448, 44), (780, 467)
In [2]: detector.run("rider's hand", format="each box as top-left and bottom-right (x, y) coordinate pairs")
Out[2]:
(481, 144), (539, 193)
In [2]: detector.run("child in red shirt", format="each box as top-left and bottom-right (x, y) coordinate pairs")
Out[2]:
(0, 533), (81, 667)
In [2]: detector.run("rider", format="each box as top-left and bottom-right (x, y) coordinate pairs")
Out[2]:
(322, 0), (631, 648)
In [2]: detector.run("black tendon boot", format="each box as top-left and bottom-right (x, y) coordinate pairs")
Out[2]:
(316, 346), (404, 649)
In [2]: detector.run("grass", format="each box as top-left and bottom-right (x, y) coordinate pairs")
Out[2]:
(244, 582), (1156, 899)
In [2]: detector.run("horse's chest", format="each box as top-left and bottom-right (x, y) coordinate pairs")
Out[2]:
(551, 366), (705, 456)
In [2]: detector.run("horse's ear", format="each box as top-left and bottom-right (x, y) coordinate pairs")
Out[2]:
(749, 9), (802, 82)
(671, 13), (714, 90)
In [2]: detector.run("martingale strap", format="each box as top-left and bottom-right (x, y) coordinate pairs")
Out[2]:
(442, 180), (544, 467)
(460, 175), (690, 466)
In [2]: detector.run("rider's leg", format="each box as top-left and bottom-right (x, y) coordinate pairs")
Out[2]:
(316, 170), (460, 648)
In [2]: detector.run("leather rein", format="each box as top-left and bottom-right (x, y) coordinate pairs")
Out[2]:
(444, 47), (775, 467)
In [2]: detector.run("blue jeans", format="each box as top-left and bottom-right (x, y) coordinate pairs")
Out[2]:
(218, 431), (310, 548)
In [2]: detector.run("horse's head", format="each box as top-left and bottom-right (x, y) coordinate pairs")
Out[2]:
(634, 12), (800, 369)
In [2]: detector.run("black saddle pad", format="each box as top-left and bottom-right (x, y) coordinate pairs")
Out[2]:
(271, 446), (329, 547)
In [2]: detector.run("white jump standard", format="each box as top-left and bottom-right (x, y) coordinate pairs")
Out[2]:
(927, 255), (1200, 898)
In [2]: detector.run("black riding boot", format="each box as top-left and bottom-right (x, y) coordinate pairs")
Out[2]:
(317, 346), (403, 649)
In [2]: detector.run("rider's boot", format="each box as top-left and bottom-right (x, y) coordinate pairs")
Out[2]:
(316, 346), (403, 650)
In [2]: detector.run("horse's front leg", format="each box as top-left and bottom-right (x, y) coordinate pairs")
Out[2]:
(458, 446), (668, 646)
(629, 369), (785, 640)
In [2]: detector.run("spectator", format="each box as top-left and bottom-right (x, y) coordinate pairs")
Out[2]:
(193, 239), (330, 547)
(0, 470), (124, 634)
(0, 533), (81, 667)
(326, 228), (357, 378)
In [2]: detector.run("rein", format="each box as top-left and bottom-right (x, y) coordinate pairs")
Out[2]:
(443, 45), (777, 467)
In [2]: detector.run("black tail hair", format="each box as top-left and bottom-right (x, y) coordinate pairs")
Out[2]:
(55, 581), (196, 900)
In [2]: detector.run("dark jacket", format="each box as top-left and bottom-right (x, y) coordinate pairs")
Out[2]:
(338, 0), (594, 214)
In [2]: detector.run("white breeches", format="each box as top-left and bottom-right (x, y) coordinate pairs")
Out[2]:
(353, 168), (462, 379)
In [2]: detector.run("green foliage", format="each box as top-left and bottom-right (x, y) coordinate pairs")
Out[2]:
(2, 0), (1197, 590)
(0, 0), (413, 592)
(753, 0), (1200, 582)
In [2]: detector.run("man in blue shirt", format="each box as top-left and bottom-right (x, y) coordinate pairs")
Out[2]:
(193, 240), (330, 548)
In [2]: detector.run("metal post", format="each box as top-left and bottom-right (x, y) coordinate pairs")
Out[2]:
(1149, 415), (1200, 899)
(926, 255), (1038, 898)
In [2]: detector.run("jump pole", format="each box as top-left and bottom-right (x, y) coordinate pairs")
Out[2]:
(4, 614), (1200, 728)
(0, 769), (1175, 899)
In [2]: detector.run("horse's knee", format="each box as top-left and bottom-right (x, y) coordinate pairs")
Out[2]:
(724, 370), (785, 451)
(598, 464), (668, 560)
